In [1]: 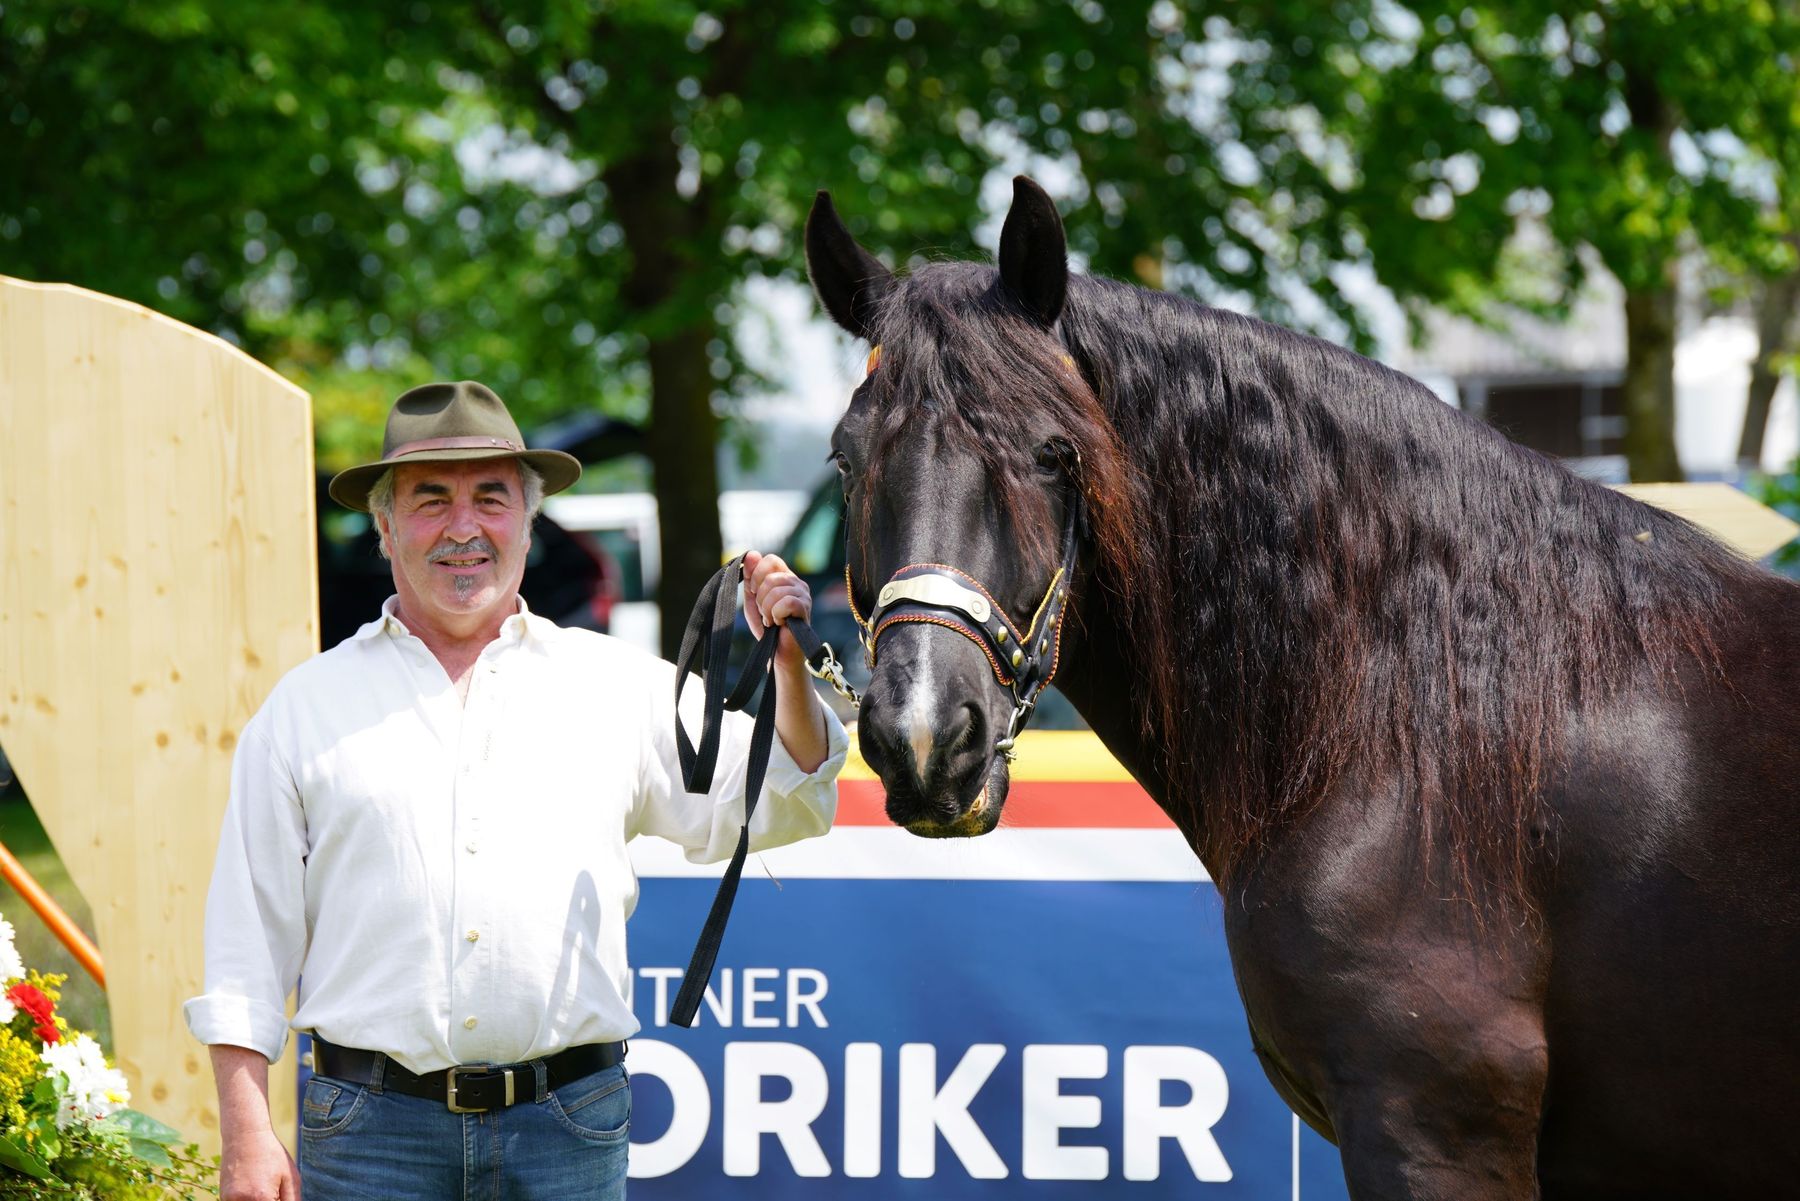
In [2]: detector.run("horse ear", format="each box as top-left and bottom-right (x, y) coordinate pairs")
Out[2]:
(998, 175), (1067, 329)
(806, 191), (894, 342)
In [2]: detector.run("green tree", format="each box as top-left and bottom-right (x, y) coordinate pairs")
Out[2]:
(1224, 0), (1800, 482)
(375, 0), (1401, 651)
(28, 2), (1785, 641)
(0, 3), (409, 358)
(6, 0), (1386, 651)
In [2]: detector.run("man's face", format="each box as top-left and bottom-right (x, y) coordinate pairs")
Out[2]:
(378, 458), (531, 632)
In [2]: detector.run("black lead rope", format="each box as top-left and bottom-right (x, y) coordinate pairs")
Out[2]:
(666, 553), (840, 1028)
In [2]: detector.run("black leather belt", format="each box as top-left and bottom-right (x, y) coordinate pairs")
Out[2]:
(311, 1037), (627, 1114)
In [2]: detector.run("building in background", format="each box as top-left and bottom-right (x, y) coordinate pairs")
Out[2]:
(1390, 268), (1798, 482)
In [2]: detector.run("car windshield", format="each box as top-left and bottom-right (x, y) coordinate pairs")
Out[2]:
(781, 482), (846, 578)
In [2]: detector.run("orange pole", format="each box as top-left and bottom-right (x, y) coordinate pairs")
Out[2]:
(0, 839), (105, 989)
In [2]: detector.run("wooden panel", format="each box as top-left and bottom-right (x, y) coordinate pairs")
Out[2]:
(1616, 481), (1800, 561)
(0, 276), (315, 1155)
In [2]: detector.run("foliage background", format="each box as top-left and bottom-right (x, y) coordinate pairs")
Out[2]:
(9, 1), (1793, 655)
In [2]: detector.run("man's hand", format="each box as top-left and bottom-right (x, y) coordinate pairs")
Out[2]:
(742, 550), (831, 772)
(742, 550), (813, 671)
(220, 1126), (301, 1201)
(211, 1043), (302, 1201)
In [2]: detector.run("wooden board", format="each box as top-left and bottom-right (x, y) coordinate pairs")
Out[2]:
(0, 276), (316, 1154)
(1615, 481), (1800, 561)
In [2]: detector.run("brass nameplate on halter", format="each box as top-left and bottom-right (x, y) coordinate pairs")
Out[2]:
(876, 575), (992, 624)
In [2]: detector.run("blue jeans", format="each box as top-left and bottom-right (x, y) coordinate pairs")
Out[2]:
(299, 1062), (630, 1200)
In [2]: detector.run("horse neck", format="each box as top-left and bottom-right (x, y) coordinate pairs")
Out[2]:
(1054, 284), (1743, 894)
(1049, 565), (1220, 866)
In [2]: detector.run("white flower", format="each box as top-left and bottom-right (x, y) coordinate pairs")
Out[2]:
(41, 1033), (131, 1128)
(0, 913), (27, 1018)
(0, 916), (23, 1015)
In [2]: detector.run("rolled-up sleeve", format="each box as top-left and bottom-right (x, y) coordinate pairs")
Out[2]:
(182, 719), (308, 1062)
(632, 658), (848, 863)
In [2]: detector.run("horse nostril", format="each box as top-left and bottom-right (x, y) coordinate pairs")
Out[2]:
(937, 704), (974, 760)
(855, 695), (895, 767)
(944, 702), (984, 759)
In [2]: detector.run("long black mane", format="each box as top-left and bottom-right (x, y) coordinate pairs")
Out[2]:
(863, 261), (1749, 903)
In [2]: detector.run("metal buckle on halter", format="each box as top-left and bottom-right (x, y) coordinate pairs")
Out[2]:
(445, 1065), (515, 1113)
(806, 643), (862, 707)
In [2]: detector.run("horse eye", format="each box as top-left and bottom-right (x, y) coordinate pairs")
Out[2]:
(1035, 440), (1067, 473)
(831, 450), (851, 475)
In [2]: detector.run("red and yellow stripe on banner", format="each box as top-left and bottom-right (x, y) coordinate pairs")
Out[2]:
(837, 729), (1171, 829)
(632, 728), (1200, 881)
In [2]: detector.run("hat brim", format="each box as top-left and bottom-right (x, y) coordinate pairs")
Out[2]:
(328, 448), (584, 512)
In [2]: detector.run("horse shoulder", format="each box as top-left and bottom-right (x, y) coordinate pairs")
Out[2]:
(1221, 770), (1551, 1194)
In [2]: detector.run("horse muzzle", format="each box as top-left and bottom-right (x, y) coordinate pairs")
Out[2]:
(900, 751), (1012, 838)
(856, 639), (1014, 835)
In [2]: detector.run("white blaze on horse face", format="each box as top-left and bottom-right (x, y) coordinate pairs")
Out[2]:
(905, 651), (938, 781)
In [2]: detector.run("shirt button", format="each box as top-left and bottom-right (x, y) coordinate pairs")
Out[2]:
(466, 841), (479, 853)
(464, 1016), (478, 1030)
(465, 929), (480, 942)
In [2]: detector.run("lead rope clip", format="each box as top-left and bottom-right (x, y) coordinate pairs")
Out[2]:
(807, 644), (862, 708)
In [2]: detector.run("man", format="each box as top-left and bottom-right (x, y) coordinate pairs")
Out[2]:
(184, 381), (846, 1200)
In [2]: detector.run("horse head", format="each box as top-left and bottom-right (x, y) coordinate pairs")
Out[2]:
(805, 177), (1098, 837)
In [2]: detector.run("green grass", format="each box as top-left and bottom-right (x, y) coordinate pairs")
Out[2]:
(0, 786), (112, 1051)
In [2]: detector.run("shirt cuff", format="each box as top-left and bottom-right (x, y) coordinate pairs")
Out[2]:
(183, 994), (290, 1063)
(763, 704), (851, 797)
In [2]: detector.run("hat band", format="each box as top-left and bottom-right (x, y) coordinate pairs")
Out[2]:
(389, 435), (526, 458)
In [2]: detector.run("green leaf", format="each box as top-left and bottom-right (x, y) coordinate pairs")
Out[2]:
(0, 1132), (54, 1180)
(100, 1109), (183, 1146)
(127, 1137), (174, 1169)
(28, 1113), (60, 1160)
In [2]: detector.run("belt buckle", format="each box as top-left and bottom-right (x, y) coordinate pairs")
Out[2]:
(445, 1065), (515, 1114)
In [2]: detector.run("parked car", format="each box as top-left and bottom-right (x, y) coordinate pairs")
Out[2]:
(544, 490), (813, 654)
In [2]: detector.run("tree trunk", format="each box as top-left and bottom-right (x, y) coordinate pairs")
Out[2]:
(1622, 282), (1684, 482)
(605, 142), (726, 660)
(1612, 63), (1683, 483)
(1738, 267), (1800, 469)
(644, 325), (724, 658)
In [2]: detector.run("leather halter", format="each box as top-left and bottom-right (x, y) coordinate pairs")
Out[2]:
(845, 452), (1084, 760)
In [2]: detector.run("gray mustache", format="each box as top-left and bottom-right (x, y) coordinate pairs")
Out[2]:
(426, 538), (498, 563)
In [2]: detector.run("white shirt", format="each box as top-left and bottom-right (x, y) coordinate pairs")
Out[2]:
(183, 597), (847, 1074)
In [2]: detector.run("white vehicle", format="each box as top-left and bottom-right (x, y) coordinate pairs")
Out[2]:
(545, 490), (809, 653)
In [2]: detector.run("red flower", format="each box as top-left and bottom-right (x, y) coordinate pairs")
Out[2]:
(7, 982), (58, 1044)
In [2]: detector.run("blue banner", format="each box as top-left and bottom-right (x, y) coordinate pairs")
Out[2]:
(623, 876), (1349, 1198)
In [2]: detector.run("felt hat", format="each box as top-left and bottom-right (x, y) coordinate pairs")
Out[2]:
(327, 381), (583, 512)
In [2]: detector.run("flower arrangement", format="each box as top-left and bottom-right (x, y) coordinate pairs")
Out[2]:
(0, 915), (216, 1198)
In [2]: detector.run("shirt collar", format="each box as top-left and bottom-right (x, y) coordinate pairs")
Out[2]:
(350, 595), (547, 646)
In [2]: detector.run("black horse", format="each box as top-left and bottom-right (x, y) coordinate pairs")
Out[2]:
(805, 177), (1800, 1198)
